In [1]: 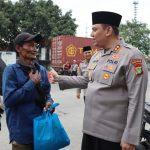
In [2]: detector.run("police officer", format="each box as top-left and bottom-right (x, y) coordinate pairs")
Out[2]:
(70, 60), (78, 76)
(76, 46), (92, 101)
(51, 11), (148, 150)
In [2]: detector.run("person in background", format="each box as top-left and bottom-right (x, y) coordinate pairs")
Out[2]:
(2, 32), (53, 150)
(50, 11), (148, 150)
(70, 59), (78, 76)
(0, 97), (3, 131)
(0, 58), (6, 131)
(76, 46), (92, 101)
(63, 61), (71, 75)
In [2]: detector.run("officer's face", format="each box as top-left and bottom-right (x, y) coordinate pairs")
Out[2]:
(16, 41), (38, 60)
(91, 24), (108, 49)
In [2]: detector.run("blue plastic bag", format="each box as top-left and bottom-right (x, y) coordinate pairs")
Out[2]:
(34, 103), (70, 150)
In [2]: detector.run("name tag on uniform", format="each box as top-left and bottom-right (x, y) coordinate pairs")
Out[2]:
(107, 59), (118, 64)
(103, 64), (118, 73)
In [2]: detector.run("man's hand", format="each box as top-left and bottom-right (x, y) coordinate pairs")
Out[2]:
(29, 70), (41, 84)
(76, 92), (80, 99)
(45, 101), (51, 110)
(45, 102), (55, 113)
(121, 141), (136, 150)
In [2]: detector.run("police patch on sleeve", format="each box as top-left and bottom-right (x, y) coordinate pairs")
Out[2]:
(131, 59), (143, 75)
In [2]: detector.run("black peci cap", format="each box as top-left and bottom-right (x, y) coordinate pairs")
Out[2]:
(14, 32), (43, 46)
(83, 46), (92, 52)
(92, 11), (122, 27)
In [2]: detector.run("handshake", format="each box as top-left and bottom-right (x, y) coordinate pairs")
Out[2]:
(48, 68), (59, 83)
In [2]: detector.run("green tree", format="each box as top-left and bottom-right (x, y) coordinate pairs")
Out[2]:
(120, 20), (150, 56)
(0, 0), (77, 50)
(0, 0), (14, 50)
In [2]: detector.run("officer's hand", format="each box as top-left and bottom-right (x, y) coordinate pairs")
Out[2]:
(48, 71), (55, 83)
(29, 70), (41, 84)
(49, 69), (59, 82)
(76, 92), (80, 99)
(121, 141), (136, 150)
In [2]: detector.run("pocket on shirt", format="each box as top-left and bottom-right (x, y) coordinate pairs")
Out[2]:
(98, 71), (114, 86)
(98, 62), (119, 85)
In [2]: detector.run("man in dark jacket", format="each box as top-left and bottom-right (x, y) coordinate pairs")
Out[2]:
(2, 32), (53, 150)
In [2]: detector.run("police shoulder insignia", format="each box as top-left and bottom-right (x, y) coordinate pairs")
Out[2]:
(131, 59), (142, 64)
(131, 59), (143, 75)
(124, 44), (133, 49)
(114, 45), (120, 51)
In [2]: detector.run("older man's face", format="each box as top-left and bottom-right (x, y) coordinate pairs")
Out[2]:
(16, 41), (38, 60)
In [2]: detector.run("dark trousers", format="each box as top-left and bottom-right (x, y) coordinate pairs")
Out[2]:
(0, 116), (1, 130)
(12, 143), (33, 150)
(81, 133), (121, 150)
(71, 71), (77, 76)
(63, 70), (70, 75)
(83, 96), (85, 103)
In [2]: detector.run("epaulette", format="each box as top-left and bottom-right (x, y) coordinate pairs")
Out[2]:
(124, 44), (133, 49)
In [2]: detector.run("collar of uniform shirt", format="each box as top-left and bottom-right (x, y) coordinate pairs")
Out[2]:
(101, 48), (113, 56)
(100, 37), (125, 57)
